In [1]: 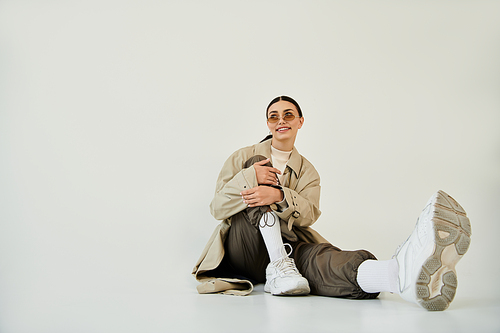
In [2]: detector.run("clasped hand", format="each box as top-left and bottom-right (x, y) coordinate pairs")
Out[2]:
(240, 158), (283, 207)
(254, 158), (281, 186)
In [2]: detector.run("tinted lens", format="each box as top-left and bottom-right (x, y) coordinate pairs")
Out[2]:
(283, 114), (296, 121)
(267, 116), (279, 123)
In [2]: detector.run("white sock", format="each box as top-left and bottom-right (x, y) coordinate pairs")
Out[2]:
(258, 211), (287, 262)
(356, 259), (399, 294)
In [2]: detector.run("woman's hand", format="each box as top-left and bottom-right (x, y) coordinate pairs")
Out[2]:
(241, 186), (283, 207)
(253, 158), (281, 186)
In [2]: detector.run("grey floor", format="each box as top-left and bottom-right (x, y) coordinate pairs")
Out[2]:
(2, 262), (498, 333)
(179, 285), (500, 333)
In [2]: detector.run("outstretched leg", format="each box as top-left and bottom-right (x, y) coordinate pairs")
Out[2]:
(292, 241), (380, 299)
(394, 190), (472, 311)
(355, 190), (472, 310)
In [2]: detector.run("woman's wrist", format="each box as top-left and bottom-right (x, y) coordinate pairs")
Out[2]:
(277, 187), (284, 202)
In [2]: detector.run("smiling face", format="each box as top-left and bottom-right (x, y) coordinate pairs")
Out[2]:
(266, 100), (304, 151)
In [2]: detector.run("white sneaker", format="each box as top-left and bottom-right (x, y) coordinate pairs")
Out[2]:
(395, 190), (472, 311)
(264, 253), (310, 296)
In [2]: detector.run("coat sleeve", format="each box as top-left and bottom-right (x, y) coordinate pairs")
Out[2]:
(209, 149), (258, 221)
(273, 164), (321, 230)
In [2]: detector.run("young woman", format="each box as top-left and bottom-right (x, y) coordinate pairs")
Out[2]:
(192, 96), (472, 311)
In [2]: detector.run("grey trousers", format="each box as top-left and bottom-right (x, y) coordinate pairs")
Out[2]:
(219, 155), (379, 300)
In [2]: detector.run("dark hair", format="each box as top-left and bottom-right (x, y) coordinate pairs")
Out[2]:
(260, 95), (303, 143)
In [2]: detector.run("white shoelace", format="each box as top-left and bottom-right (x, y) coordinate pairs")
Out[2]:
(275, 257), (300, 276)
(273, 245), (301, 277)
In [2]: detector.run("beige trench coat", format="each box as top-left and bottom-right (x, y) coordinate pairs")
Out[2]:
(192, 139), (328, 295)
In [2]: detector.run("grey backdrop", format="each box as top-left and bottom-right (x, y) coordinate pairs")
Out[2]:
(1, 1), (499, 332)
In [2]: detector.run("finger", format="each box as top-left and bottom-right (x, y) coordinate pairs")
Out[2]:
(262, 166), (281, 175)
(268, 175), (279, 184)
(264, 179), (277, 186)
(245, 195), (257, 203)
(241, 191), (252, 200)
(271, 168), (282, 175)
(244, 197), (258, 206)
(240, 188), (256, 196)
(253, 158), (271, 166)
(246, 197), (263, 207)
(259, 178), (276, 186)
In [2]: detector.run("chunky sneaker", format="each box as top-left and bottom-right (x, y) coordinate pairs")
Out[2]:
(264, 250), (310, 296)
(395, 190), (472, 311)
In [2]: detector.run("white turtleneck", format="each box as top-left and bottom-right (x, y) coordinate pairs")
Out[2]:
(271, 145), (292, 184)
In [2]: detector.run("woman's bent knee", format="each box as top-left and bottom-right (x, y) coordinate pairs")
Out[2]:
(244, 155), (271, 168)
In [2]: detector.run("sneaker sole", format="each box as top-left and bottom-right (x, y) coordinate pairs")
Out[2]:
(264, 283), (310, 296)
(416, 190), (471, 311)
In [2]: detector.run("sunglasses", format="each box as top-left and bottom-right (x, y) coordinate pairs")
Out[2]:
(267, 113), (301, 123)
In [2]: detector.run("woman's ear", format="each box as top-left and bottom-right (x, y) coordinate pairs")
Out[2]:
(298, 116), (304, 129)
